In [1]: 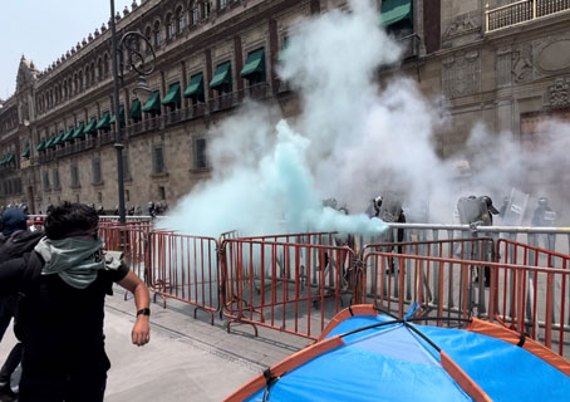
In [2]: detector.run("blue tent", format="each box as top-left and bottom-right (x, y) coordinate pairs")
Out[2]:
(226, 304), (570, 401)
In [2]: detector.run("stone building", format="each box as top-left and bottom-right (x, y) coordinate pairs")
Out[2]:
(1, 0), (569, 213)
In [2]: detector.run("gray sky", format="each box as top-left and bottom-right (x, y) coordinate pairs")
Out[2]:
(0, 0), (132, 99)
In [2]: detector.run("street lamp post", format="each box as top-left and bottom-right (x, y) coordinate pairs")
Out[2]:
(109, 0), (155, 224)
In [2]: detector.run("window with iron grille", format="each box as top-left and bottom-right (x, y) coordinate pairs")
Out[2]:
(195, 138), (208, 169)
(43, 171), (50, 191)
(71, 163), (80, 187)
(92, 157), (102, 184)
(152, 145), (165, 174)
(52, 169), (60, 190)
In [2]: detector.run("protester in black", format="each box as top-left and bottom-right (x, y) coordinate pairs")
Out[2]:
(0, 203), (151, 402)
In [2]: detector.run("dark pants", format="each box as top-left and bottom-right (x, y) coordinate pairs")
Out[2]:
(0, 342), (22, 385)
(0, 302), (12, 343)
(19, 343), (110, 402)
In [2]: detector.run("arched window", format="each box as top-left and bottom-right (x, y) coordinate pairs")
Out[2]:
(73, 74), (78, 94)
(97, 58), (103, 80)
(103, 53), (109, 76)
(176, 7), (186, 33)
(145, 26), (153, 54)
(90, 62), (95, 83)
(166, 14), (174, 41)
(64, 81), (68, 99)
(191, 6), (199, 25)
(85, 65), (90, 87)
(200, 1), (211, 19)
(153, 21), (162, 47)
(78, 70), (83, 91)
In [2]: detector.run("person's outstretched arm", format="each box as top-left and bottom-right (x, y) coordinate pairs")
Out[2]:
(118, 271), (151, 346)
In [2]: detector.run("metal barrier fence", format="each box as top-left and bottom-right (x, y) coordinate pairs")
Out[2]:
(97, 224), (570, 357)
(360, 223), (570, 256)
(360, 238), (495, 314)
(363, 252), (570, 359)
(149, 231), (219, 324)
(220, 239), (357, 340)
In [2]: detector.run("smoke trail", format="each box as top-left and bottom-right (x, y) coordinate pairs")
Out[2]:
(160, 0), (570, 237)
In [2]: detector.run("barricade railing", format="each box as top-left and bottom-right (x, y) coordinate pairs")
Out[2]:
(360, 238), (495, 312)
(363, 252), (570, 359)
(496, 238), (570, 337)
(220, 239), (357, 340)
(358, 223), (570, 257)
(149, 231), (220, 324)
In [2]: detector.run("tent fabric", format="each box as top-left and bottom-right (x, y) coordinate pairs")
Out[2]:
(209, 62), (232, 89)
(240, 49), (265, 79)
(380, 0), (412, 27)
(468, 317), (570, 375)
(161, 83), (181, 106)
(142, 91), (161, 114)
(184, 73), (204, 98)
(228, 307), (570, 402)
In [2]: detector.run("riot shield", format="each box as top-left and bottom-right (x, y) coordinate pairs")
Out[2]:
(502, 188), (529, 226)
(457, 196), (484, 225)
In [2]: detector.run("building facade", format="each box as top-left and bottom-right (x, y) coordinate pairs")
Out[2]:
(1, 0), (569, 213)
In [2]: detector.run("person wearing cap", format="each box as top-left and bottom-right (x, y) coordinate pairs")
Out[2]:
(0, 208), (33, 341)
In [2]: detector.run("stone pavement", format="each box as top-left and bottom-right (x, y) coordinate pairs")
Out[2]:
(0, 288), (312, 401)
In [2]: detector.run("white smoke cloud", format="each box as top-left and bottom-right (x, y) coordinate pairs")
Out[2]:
(160, 0), (570, 237)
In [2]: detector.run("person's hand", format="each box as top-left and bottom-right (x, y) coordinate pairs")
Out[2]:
(132, 316), (150, 346)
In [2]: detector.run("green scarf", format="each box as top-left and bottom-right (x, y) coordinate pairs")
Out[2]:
(35, 237), (121, 289)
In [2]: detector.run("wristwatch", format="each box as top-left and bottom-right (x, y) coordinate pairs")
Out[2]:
(137, 308), (151, 317)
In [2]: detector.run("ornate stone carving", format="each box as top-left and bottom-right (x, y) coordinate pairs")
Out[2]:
(511, 43), (533, 83)
(533, 34), (570, 79)
(443, 14), (479, 40)
(546, 77), (570, 109)
(442, 50), (481, 98)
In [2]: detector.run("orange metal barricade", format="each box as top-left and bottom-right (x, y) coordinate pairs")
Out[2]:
(220, 239), (358, 340)
(149, 231), (220, 324)
(99, 226), (151, 283)
(363, 251), (570, 359)
(496, 239), (570, 347)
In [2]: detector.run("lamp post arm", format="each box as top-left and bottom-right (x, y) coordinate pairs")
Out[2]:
(110, 0), (127, 225)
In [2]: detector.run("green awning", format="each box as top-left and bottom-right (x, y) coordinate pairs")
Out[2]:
(62, 126), (75, 142)
(52, 130), (65, 146)
(161, 83), (181, 106)
(109, 105), (125, 124)
(72, 122), (85, 139)
(36, 139), (46, 151)
(209, 62), (232, 89)
(380, 0), (413, 27)
(83, 117), (98, 135)
(45, 134), (57, 148)
(241, 49), (265, 78)
(96, 112), (111, 130)
(6, 153), (15, 163)
(21, 147), (30, 158)
(129, 100), (142, 121)
(142, 91), (161, 114)
(0, 155), (6, 165)
(184, 73), (204, 98)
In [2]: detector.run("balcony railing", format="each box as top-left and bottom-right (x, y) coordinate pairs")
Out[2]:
(486, 0), (570, 32)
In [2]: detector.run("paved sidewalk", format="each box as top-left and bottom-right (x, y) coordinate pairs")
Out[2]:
(0, 290), (311, 401)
